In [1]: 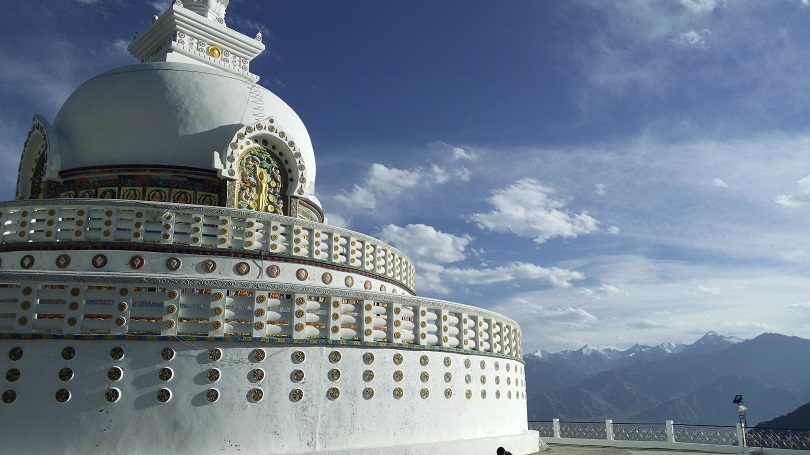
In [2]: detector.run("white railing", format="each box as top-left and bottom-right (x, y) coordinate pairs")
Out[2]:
(530, 420), (810, 454)
(0, 200), (415, 292)
(0, 278), (523, 359)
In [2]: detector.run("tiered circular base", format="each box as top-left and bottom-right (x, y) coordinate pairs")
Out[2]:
(0, 339), (537, 454)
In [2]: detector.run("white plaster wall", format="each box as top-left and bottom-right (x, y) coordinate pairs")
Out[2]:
(0, 340), (532, 454)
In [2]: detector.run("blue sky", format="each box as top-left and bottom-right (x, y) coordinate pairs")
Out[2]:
(3, 0), (810, 352)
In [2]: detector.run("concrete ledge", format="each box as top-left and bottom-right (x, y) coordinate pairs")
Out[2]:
(313, 431), (540, 455)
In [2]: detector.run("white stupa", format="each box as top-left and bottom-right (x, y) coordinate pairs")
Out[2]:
(0, 1), (539, 453)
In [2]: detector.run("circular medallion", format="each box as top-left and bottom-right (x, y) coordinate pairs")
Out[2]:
(100, 388), (119, 405)
(363, 387), (374, 400)
(420, 388), (430, 399)
(507, 377), (512, 385)
(420, 355), (429, 366)
(344, 276), (354, 287)
(158, 368), (173, 382)
(481, 390), (487, 399)
(444, 356), (452, 367)
(445, 388), (453, 399)
(363, 352), (374, 365)
(20, 255), (34, 269)
(61, 347), (75, 361)
(445, 372), (452, 383)
(465, 374), (471, 384)
(91, 254), (108, 268)
(506, 363), (511, 372)
(252, 349), (265, 362)
(266, 264), (281, 278)
(250, 368), (264, 382)
(250, 388), (264, 402)
(55, 254), (71, 269)
(480, 375), (486, 384)
(480, 360), (486, 370)
(205, 388), (219, 403)
(290, 388), (303, 402)
(235, 261), (250, 275)
(393, 387), (404, 399)
(296, 268), (308, 281)
(109, 346), (125, 361)
(165, 257), (181, 271)
(291, 369), (305, 382)
(5, 369), (20, 382)
(207, 368), (221, 382)
(363, 369), (374, 382)
(322, 272), (333, 284)
(128, 255), (145, 270)
(55, 388), (71, 403)
(327, 387), (340, 400)
(0, 390), (13, 404)
(464, 359), (471, 369)
(393, 353), (403, 365)
(161, 347), (175, 361)
(393, 370), (403, 382)
(329, 351), (342, 363)
(380, 284), (386, 292)
(292, 351), (305, 364)
(420, 371), (429, 383)
(58, 368), (73, 382)
(495, 376), (500, 385)
(328, 368), (341, 381)
(495, 361), (500, 370)
(466, 389), (472, 399)
(364, 280), (372, 290)
(202, 259), (217, 273)
(208, 348), (222, 362)
(107, 367), (123, 382)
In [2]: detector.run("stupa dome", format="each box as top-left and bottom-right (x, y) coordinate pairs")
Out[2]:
(52, 61), (315, 183)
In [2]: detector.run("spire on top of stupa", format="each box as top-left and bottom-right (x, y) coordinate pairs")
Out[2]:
(127, 0), (263, 81)
(181, 0), (229, 25)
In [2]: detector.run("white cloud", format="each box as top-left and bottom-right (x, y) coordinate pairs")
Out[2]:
(607, 226), (620, 235)
(627, 319), (665, 329)
(471, 178), (599, 244)
(150, 1), (172, 13)
(789, 302), (810, 311)
(324, 212), (349, 229)
(452, 147), (476, 161)
(776, 175), (810, 207)
(673, 29), (711, 47)
(497, 298), (598, 328)
(112, 39), (129, 55)
(578, 283), (625, 300)
(594, 183), (606, 195)
(378, 224), (471, 264)
(713, 178), (729, 188)
(679, 0), (719, 14)
(441, 262), (584, 288)
(335, 163), (420, 210)
(697, 284), (721, 294)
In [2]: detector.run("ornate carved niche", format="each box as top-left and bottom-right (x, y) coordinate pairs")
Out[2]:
(234, 146), (287, 215)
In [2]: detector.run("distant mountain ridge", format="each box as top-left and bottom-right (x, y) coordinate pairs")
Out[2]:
(524, 332), (810, 426)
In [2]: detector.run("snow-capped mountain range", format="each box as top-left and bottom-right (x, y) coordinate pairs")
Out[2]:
(529, 331), (742, 362)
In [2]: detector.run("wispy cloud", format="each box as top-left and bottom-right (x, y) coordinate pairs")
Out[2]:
(673, 29), (711, 47)
(628, 319), (665, 329)
(776, 175), (810, 207)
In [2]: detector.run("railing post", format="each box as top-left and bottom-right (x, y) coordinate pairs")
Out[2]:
(606, 419), (614, 441)
(552, 419), (561, 438)
(736, 423), (747, 453)
(665, 420), (675, 443)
